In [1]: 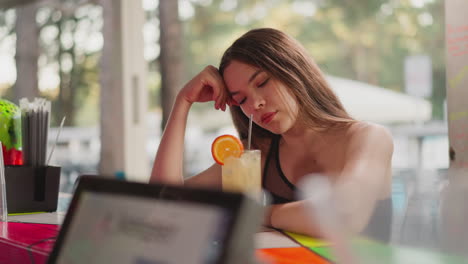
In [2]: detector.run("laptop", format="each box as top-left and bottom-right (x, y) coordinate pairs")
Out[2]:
(47, 175), (262, 264)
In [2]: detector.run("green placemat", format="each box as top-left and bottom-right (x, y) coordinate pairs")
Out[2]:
(309, 246), (335, 262)
(352, 238), (467, 264)
(284, 231), (467, 264)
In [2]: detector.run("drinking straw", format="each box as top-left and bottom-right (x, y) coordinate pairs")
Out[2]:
(21, 110), (29, 165)
(47, 116), (66, 166)
(31, 107), (37, 166)
(20, 98), (52, 166)
(39, 101), (45, 165)
(248, 114), (253, 150)
(0, 142), (7, 221)
(42, 109), (49, 165)
(44, 100), (51, 165)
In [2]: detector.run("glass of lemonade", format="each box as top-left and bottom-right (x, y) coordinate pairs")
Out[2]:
(221, 149), (261, 201)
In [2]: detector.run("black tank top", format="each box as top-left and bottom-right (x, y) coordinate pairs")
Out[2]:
(262, 135), (296, 204)
(262, 135), (392, 242)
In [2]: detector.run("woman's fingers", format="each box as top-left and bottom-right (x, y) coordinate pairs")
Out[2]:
(216, 89), (229, 111)
(228, 97), (239, 107)
(205, 66), (229, 111)
(180, 65), (233, 111)
(218, 93), (238, 111)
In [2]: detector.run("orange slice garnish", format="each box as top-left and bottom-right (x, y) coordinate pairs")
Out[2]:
(211, 134), (244, 165)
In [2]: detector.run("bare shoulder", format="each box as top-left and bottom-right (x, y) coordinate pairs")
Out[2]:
(346, 121), (393, 153)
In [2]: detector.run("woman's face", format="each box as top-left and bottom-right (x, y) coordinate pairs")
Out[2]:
(223, 60), (299, 134)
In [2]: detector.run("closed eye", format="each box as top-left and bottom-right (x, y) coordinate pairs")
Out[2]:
(236, 75), (269, 105)
(258, 77), (270, 88)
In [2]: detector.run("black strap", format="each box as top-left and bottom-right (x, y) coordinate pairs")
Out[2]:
(275, 137), (297, 191)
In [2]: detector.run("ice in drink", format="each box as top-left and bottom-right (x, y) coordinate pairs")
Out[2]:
(222, 150), (261, 198)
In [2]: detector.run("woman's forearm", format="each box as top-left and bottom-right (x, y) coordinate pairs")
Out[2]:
(150, 95), (192, 185)
(268, 201), (323, 237)
(268, 196), (373, 237)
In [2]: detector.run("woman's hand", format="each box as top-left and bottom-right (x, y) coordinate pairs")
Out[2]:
(178, 65), (233, 111)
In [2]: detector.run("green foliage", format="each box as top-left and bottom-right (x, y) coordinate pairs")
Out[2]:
(180, 0), (445, 119)
(0, 0), (447, 122)
(0, 98), (21, 150)
(37, 4), (102, 126)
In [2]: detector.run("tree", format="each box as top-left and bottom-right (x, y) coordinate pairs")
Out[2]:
(1, 0), (101, 126)
(181, 0), (445, 120)
(36, 1), (101, 125)
(159, 0), (183, 129)
(14, 2), (39, 102)
(52, 6), (100, 126)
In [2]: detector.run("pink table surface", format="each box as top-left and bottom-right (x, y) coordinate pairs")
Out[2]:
(0, 221), (59, 264)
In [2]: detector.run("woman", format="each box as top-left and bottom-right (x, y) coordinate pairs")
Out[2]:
(150, 28), (393, 240)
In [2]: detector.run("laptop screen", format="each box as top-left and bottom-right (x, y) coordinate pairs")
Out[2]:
(47, 176), (249, 264)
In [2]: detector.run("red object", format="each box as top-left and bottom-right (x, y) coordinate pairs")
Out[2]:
(256, 247), (331, 264)
(1, 145), (23, 165)
(0, 222), (59, 264)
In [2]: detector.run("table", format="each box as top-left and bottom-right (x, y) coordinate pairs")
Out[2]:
(0, 221), (58, 264)
(256, 228), (331, 263)
(1, 220), (331, 264)
(255, 229), (467, 264)
(1, 216), (466, 264)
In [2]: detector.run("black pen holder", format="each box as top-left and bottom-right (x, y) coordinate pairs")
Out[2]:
(4, 165), (61, 214)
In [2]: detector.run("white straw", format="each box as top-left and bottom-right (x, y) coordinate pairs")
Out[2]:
(248, 114), (253, 150)
(47, 116), (66, 166)
(0, 142), (7, 221)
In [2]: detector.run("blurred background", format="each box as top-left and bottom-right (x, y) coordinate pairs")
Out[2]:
(0, 0), (455, 254)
